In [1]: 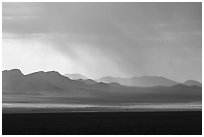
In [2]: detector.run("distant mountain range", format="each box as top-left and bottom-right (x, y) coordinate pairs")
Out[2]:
(64, 74), (201, 87)
(97, 76), (202, 87)
(2, 69), (202, 104)
(96, 76), (178, 87)
(64, 73), (201, 87)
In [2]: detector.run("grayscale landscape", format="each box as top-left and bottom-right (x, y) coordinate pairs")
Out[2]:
(2, 2), (202, 135)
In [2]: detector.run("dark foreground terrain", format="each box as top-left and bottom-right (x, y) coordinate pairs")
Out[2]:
(2, 111), (202, 135)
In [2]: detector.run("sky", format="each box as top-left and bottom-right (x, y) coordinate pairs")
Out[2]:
(2, 2), (202, 82)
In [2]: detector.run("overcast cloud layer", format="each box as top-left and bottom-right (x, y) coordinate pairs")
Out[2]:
(2, 2), (202, 82)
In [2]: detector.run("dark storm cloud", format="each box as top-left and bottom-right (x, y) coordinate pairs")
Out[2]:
(2, 2), (202, 82)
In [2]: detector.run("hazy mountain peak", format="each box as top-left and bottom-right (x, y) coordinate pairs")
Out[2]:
(26, 71), (62, 77)
(3, 69), (24, 76)
(76, 79), (97, 85)
(27, 71), (45, 75)
(46, 71), (61, 76)
(184, 80), (202, 87)
(7, 69), (22, 73)
(64, 73), (87, 80)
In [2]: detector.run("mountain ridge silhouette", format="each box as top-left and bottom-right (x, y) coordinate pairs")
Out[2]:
(2, 69), (202, 103)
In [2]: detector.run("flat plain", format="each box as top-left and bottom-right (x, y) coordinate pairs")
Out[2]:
(2, 111), (202, 135)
